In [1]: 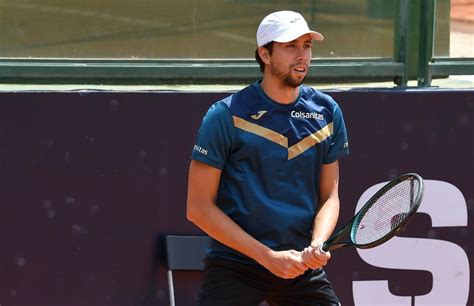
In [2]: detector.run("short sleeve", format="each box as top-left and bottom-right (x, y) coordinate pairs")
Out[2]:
(324, 104), (349, 164)
(191, 101), (234, 170)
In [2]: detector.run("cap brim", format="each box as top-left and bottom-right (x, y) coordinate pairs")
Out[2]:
(273, 29), (324, 43)
(309, 31), (324, 41)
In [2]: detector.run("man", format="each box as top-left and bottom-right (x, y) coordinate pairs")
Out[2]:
(186, 10), (349, 306)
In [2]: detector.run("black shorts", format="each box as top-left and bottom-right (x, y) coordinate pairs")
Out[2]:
(198, 256), (340, 306)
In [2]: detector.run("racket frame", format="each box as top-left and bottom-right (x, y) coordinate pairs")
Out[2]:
(321, 173), (424, 252)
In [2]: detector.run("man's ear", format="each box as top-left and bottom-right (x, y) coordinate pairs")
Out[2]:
(258, 47), (271, 65)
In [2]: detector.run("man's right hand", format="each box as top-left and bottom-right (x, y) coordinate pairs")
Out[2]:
(259, 249), (308, 279)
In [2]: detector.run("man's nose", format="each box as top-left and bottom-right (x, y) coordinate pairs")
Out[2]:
(296, 47), (310, 61)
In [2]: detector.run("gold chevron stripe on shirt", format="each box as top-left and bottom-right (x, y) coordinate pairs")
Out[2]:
(233, 116), (333, 160)
(288, 122), (333, 159)
(233, 116), (288, 147)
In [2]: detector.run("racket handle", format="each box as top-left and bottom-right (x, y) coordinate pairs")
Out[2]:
(318, 243), (329, 254)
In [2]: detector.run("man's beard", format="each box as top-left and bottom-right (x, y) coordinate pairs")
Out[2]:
(283, 73), (305, 88)
(270, 64), (306, 88)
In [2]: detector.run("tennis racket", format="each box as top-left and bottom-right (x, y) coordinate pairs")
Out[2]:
(320, 173), (424, 252)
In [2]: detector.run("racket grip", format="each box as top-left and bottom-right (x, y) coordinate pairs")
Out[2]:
(318, 243), (329, 254)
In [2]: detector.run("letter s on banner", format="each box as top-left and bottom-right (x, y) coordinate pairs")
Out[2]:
(352, 180), (470, 305)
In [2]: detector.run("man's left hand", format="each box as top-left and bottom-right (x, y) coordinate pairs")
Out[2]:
(301, 244), (331, 269)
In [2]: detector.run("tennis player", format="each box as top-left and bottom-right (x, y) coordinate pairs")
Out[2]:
(187, 10), (349, 305)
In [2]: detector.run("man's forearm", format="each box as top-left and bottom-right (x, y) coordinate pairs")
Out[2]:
(187, 201), (272, 264)
(311, 196), (340, 246)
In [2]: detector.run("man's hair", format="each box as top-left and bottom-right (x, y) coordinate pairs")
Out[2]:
(254, 42), (274, 72)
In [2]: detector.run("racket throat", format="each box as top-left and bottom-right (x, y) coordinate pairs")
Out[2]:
(322, 240), (350, 252)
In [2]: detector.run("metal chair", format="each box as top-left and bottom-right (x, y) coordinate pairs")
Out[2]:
(165, 235), (211, 306)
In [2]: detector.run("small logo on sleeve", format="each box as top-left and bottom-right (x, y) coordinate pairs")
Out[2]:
(193, 145), (208, 155)
(251, 110), (268, 120)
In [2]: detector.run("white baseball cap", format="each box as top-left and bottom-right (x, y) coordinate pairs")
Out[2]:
(256, 11), (324, 47)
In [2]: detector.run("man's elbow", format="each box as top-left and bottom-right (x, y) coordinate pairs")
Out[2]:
(186, 201), (203, 224)
(186, 204), (196, 223)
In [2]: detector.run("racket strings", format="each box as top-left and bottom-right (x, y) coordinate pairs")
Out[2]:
(353, 179), (420, 245)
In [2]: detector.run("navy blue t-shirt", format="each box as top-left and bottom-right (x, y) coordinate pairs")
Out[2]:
(191, 81), (349, 263)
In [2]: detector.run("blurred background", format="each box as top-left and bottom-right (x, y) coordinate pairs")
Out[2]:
(0, 0), (472, 86)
